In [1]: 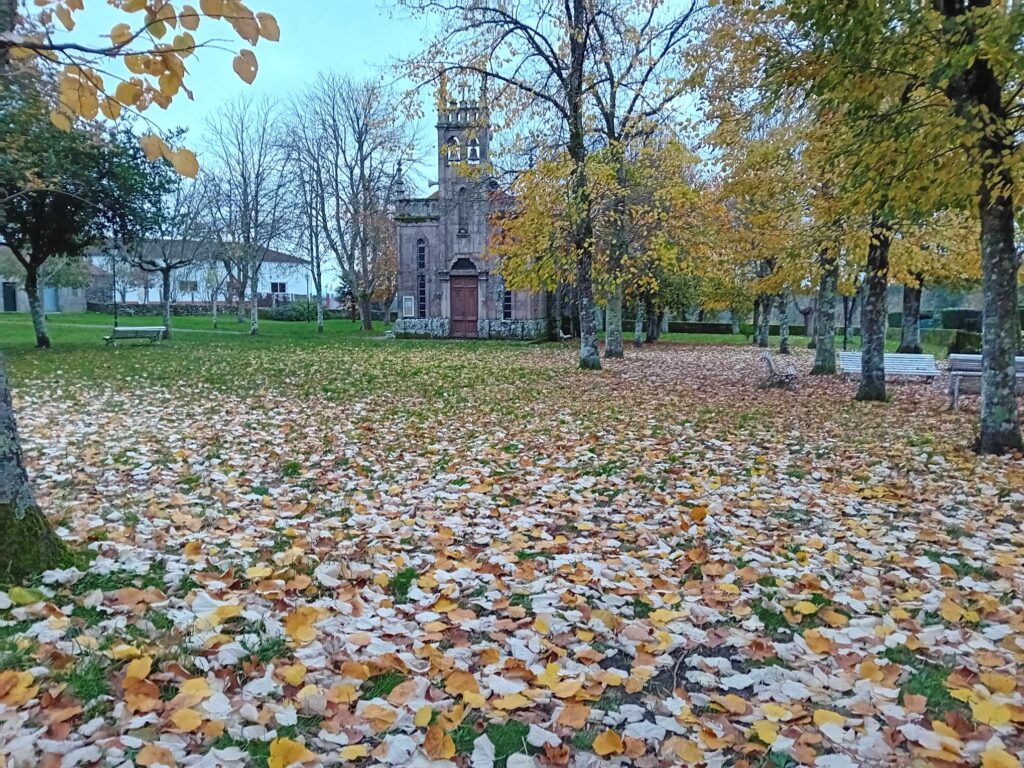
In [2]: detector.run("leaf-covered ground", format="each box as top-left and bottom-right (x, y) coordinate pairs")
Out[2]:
(2, 340), (1023, 768)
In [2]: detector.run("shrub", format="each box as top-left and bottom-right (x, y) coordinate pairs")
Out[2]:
(940, 309), (982, 332)
(739, 323), (808, 337)
(262, 301), (319, 322)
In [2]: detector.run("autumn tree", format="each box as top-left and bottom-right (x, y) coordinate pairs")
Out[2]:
(586, 0), (703, 359)
(753, 1), (1023, 452)
(0, 0), (277, 581)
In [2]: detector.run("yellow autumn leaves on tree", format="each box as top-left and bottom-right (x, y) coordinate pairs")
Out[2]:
(10, 0), (279, 178)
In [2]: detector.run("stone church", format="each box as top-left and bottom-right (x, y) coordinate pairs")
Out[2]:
(392, 101), (547, 339)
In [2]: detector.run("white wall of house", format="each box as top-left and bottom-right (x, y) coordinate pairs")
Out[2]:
(91, 255), (308, 305)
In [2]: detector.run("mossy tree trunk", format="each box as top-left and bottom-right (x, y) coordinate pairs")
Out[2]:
(161, 267), (173, 340)
(812, 255), (838, 374)
(897, 278), (923, 354)
(755, 295), (772, 348)
(23, 264), (51, 349)
(856, 225), (891, 402)
(633, 304), (644, 348)
(0, 358), (65, 583)
(777, 293), (791, 354)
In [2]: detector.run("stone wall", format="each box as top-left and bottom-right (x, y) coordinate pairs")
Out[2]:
(393, 318), (450, 338)
(478, 319), (547, 340)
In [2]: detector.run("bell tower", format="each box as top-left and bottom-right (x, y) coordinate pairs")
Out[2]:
(437, 99), (491, 196)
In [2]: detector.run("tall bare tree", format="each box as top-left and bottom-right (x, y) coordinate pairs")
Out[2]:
(204, 97), (291, 336)
(400, 0), (603, 369)
(124, 178), (212, 339)
(291, 75), (407, 331)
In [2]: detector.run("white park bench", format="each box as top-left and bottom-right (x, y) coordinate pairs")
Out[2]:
(103, 326), (167, 346)
(947, 354), (1024, 410)
(838, 351), (940, 381)
(759, 351), (797, 389)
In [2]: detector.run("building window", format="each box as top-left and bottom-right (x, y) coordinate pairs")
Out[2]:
(178, 280), (198, 293)
(270, 282), (286, 294)
(503, 288), (513, 320)
(457, 187), (468, 235)
(416, 239), (426, 270)
(402, 295), (415, 319)
(468, 137), (481, 164)
(445, 136), (461, 163)
(417, 275), (427, 319)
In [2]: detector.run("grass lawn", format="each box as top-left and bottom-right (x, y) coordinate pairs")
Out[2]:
(0, 313), (1020, 768)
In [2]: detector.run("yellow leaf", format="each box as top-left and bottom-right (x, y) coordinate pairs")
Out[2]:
(170, 149), (200, 179)
(981, 673), (1017, 695)
(55, 5), (75, 31)
(794, 600), (818, 615)
(414, 706), (433, 727)
(170, 707), (203, 732)
(246, 565), (273, 579)
(533, 616), (550, 634)
(140, 134), (166, 162)
(814, 709), (846, 727)
(424, 723), (456, 759)
(752, 720), (778, 745)
(492, 693), (531, 710)
(972, 698), (1012, 727)
(232, 49), (258, 84)
(110, 23), (133, 45)
(339, 744), (369, 761)
(279, 663), (306, 687)
(444, 670), (479, 696)
(179, 677), (212, 701)
(137, 744), (177, 767)
(592, 729), (624, 756)
(283, 606), (319, 645)
(111, 643), (142, 660)
(267, 737), (315, 768)
(179, 6), (201, 30)
(125, 656), (153, 681)
(50, 111), (72, 131)
(761, 703), (790, 721)
(804, 628), (831, 654)
(982, 747), (1021, 768)
(671, 738), (704, 762)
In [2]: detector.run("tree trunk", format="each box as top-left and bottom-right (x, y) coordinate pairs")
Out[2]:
(730, 310), (740, 335)
(755, 295), (771, 348)
(897, 279), (923, 355)
(350, 291), (357, 323)
(212, 294), (219, 329)
(778, 294), (791, 354)
(633, 304), (644, 348)
(316, 285), (324, 335)
(644, 298), (658, 344)
(249, 274), (259, 335)
(236, 283), (246, 322)
(24, 265), (50, 349)
(976, 188), (1023, 453)
(842, 293), (857, 351)
(161, 268), (173, 340)
(856, 226), (890, 402)
(812, 255), (838, 374)
(358, 295), (373, 331)
(604, 285), (624, 359)
(751, 298), (761, 345)
(0, 357), (65, 583)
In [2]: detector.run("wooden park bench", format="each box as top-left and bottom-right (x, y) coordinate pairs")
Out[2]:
(838, 351), (940, 381)
(947, 354), (1024, 410)
(760, 351), (797, 389)
(103, 326), (167, 346)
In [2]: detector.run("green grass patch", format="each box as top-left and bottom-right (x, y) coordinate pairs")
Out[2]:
(64, 656), (110, 705)
(388, 568), (418, 603)
(361, 670), (407, 700)
(901, 663), (968, 717)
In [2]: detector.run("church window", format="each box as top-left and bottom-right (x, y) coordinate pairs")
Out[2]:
(503, 288), (513, 320)
(417, 274), (427, 319)
(457, 187), (468, 234)
(416, 238), (426, 270)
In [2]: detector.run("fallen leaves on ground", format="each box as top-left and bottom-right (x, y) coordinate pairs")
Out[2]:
(2, 342), (1023, 767)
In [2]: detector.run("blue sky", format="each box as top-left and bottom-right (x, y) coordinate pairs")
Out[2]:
(67, 2), (438, 175)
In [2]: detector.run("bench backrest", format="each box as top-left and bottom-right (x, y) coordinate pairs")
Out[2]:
(838, 351), (938, 374)
(949, 354), (1024, 374)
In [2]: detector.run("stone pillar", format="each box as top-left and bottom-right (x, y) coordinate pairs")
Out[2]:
(477, 272), (489, 338)
(440, 271), (451, 330)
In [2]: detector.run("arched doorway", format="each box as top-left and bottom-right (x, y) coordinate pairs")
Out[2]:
(449, 258), (478, 338)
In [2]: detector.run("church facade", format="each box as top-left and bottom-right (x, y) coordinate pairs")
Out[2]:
(392, 102), (547, 340)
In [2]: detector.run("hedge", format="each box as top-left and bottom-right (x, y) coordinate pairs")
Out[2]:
(940, 309), (982, 332)
(888, 312), (933, 328)
(739, 323), (808, 337)
(949, 330), (983, 354)
(620, 321), (736, 334)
